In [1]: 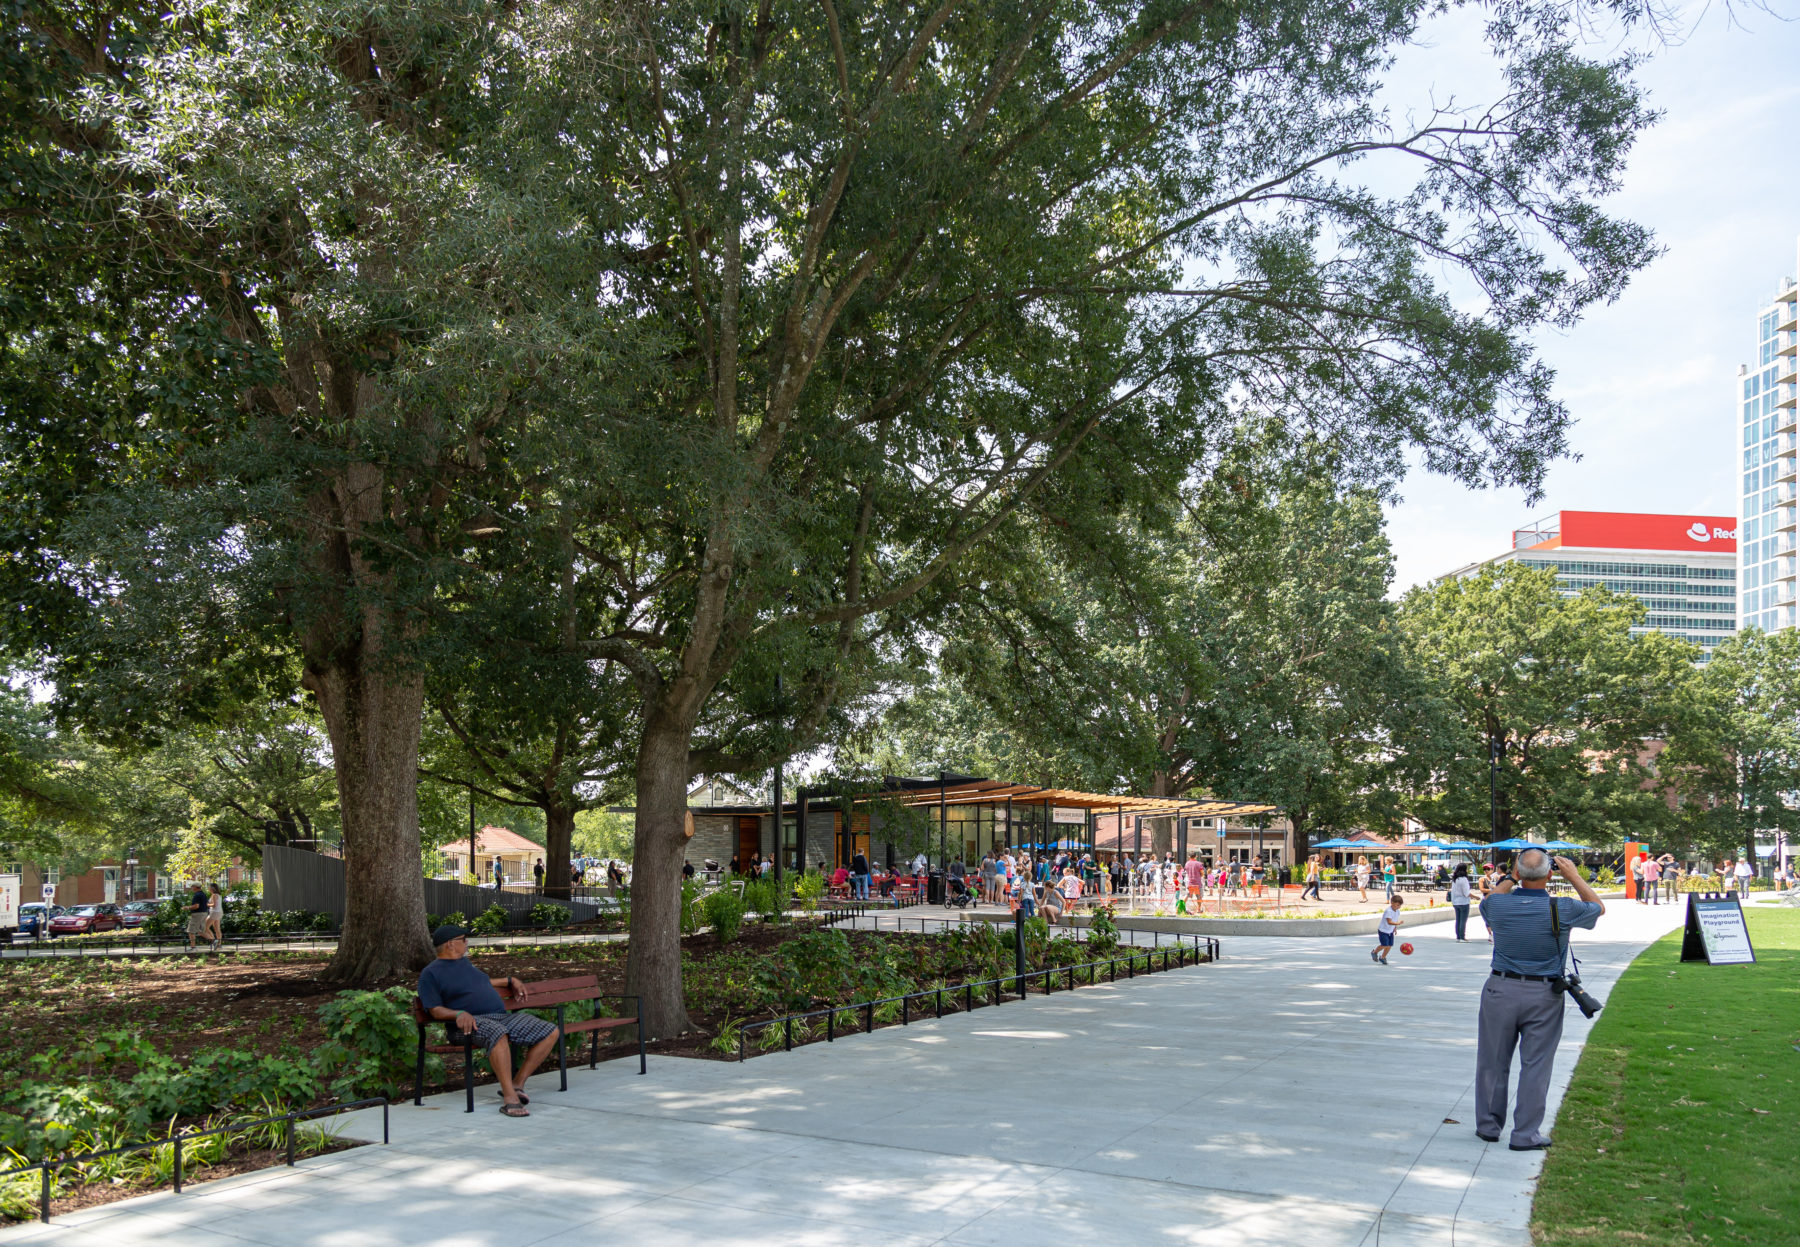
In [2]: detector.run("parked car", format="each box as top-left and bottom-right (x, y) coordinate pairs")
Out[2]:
(48, 903), (124, 936)
(117, 900), (162, 929)
(17, 902), (63, 938)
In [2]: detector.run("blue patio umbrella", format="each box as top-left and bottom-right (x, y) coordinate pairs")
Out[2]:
(1540, 840), (1590, 853)
(1485, 838), (1538, 851)
(1405, 838), (1457, 851)
(1312, 838), (1365, 849)
(1443, 841), (1488, 852)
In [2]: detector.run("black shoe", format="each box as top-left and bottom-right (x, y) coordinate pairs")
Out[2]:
(1509, 1139), (1552, 1151)
(1476, 1132), (1499, 1143)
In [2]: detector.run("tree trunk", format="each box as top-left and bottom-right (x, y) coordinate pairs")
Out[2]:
(308, 653), (433, 983)
(544, 804), (574, 901)
(625, 709), (698, 1038)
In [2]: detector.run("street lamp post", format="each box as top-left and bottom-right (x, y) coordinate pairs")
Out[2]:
(1489, 732), (1501, 840)
(772, 673), (785, 885)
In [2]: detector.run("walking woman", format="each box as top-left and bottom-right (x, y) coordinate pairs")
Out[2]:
(1354, 854), (1371, 903)
(204, 883), (225, 951)
(1381, 856), (1398, 900)
(1450, 864), (1473, 941)
(1300, 854), (1323, 902)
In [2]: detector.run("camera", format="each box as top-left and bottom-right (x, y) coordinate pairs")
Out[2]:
(1551, 974), (1602, 1018)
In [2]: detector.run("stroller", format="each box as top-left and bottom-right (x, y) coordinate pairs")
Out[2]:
(944, 875), (977, 909)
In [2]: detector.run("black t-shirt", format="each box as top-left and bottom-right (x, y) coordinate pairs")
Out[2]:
(851, 853), (869, 874)
(189, 889), (208, 914)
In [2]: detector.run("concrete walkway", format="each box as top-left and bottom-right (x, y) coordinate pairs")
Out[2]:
(2, 900), (1686, 1247)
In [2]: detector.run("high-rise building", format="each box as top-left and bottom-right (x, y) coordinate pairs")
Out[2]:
(1440, 511), (1738, 661)
(1739, 244), (1799, 634)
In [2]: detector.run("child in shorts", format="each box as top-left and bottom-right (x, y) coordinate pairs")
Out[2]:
(1372, 896), (1404, 965)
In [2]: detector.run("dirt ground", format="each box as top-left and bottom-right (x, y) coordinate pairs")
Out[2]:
(0, 920), (914, 1078)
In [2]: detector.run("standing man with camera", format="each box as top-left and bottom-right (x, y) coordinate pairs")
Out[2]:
(1475, 849), (1605, 1151)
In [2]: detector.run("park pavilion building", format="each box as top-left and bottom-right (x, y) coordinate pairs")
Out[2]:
(679, 773), (1274, 876)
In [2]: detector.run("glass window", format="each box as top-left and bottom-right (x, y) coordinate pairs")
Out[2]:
(1747, 424), (1759, 447)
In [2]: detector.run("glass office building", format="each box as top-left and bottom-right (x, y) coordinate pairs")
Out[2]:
(1441, 511), (1738, 662)
(1739, 251), (1800, 634)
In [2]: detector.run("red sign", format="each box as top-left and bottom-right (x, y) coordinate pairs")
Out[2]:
(1525, 511), (1738, 555)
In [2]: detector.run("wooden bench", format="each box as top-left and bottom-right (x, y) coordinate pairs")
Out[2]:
(412, 973), (646, 1113)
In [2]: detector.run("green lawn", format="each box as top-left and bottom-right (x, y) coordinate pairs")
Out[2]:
(1531, 906), (1800, 1246)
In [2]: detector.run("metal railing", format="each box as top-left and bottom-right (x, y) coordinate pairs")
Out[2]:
(1, 928), (344, 958)
(0, 1097), (389, 1225)
(1, 921), (644, 961)
(736, 940), (1217, 1062)
(841, 911), (1216, 958)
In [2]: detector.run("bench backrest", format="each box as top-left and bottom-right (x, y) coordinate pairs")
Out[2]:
(413, 973), (604, 1027)
(514, 974), (602, 1008)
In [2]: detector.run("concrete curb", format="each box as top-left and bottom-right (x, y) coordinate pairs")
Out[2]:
(1064, 907), (1460, 938)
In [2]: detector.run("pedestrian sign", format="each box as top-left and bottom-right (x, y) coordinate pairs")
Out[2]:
(1680, 892), (1756, 965)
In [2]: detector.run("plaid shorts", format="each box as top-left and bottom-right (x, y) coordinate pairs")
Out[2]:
(470, 1011), (558, 1050)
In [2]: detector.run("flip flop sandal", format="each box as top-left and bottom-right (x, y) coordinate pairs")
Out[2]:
(496, 1090), (529, 1105)
(499, 1102), (529, 1118)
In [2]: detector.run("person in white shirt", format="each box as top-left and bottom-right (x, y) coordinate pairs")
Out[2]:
(1733, 857), (1754, 894)
(1450, 865), (1474, 940)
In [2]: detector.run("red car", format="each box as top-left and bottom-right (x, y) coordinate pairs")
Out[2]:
(117, 900), (161, 929)
(48, 903), (124, 935)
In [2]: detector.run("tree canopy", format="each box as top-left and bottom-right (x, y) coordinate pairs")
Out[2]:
(1395, 563), (1699, 845)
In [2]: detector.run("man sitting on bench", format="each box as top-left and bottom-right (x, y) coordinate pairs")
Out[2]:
(419, 924), (560, 1117)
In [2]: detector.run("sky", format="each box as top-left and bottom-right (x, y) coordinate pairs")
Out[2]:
(1377, 4), (1800, 593)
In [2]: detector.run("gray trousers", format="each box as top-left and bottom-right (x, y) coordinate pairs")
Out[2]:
(1475, 975), (1565, 1147)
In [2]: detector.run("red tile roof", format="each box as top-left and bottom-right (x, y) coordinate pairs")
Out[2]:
(451, 825), (544, 856)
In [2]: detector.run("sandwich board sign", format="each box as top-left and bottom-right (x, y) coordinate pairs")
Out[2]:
(1680, 892), (1756, 965)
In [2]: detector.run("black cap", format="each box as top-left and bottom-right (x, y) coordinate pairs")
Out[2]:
(431, 924), (470, 947)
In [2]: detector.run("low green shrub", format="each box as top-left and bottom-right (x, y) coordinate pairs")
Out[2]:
(529, 902), (571, 928)
(469, 904), (507, 936)
(700, 887), (747, 943)
(1086, 903), (1121, 957)
(793, 870), (826, 913)
(741, 876), (783, 923)
(314, 987), (426, 1101)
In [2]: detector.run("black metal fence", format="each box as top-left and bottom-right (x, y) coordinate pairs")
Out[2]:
(263, 845), (606, 926)
(838, 911), (1217, 957)
(1, 1097), (389, 1225)
(736, 940), (1217, 1061)
(0, 929), (344, 958)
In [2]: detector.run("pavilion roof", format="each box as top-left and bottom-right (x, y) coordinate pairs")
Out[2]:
(861, 776), (1274, 819)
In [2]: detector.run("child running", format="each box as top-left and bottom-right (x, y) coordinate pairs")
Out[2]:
(1372, 895), (1404, 965)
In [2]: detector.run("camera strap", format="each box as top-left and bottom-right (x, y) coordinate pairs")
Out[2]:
(1548, 893), (1580, 979)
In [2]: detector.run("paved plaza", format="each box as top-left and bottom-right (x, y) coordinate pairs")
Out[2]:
(3, 900), (1687, 1247)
